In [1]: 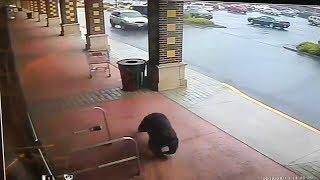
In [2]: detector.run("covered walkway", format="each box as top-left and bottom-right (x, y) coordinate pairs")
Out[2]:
(3, 11), (297, 180)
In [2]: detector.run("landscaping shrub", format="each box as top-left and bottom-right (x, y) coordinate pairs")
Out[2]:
(297, 42), (320, 56)
(184, 17), (214, 26)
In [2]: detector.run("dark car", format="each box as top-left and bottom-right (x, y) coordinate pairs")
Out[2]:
(184, 8), (213, 19)
(248, 16), (290, 29)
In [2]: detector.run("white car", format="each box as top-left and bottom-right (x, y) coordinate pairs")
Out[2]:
(185, 2), (215, 12)
(203, 3), (215, 12)
(308, 16), (320, 26)
(185, 3), (203, 10)
(110, 10), (148, 30)
(262, 8), (281, 16)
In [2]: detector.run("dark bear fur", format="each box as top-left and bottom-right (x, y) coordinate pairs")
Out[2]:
(138, 113), (178, 158)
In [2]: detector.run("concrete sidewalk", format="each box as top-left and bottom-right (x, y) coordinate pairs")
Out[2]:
(107, 36), (320, 179)
(7, 12), (299, 179)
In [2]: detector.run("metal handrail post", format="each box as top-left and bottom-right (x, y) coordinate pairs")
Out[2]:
(94, 106), (112, 140)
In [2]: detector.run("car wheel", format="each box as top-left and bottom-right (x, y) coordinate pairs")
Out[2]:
(110, 20), (115, 28)
(120, 23), (127, 30)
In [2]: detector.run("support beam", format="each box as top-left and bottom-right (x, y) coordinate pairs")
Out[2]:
(59, 0), (80, 36)
(45, 0), (60, 27)
(147, 0), (187, 91)
(84, 0), (109, 51)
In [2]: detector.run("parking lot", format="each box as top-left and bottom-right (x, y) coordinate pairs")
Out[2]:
(78, 8), (320, 129)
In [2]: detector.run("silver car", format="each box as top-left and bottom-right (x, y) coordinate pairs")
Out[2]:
(110, 10), (148, 30)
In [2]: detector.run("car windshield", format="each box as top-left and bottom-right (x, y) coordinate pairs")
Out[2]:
(121, 11), (142, 17)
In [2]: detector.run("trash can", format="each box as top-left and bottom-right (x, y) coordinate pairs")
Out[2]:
(27, 12), (32, 19)
(117, 59), (146, 91)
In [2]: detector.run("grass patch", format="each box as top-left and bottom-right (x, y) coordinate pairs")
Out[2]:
(297, 42), (320, 56)
(184, 17), (214, 26)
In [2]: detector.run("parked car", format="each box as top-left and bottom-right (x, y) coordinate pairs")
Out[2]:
(248, 16), (290, 29)
(308, 16), (320, 26)
(129, 4), (147, 15)
(184, 8), (213, 19)
(261, 8), (281, 16)
(227, 5), (247, 14)
(202, 3), (215, 12)
(110, 10), (148, 30)
(281, 9), (297, 17)
(185, 2), (204, 10)
(184, 4), (201, 10)
(252, 5), (270, 12)
(214, 3), (226, 10)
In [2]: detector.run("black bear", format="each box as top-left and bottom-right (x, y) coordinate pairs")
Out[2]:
(138, 113), (178, 158)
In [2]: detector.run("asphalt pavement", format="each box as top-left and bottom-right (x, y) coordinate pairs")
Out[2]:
(78, 9), (320, 129)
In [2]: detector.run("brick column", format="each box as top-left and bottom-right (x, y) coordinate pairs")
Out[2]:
(84, 0), (109, 51)
(15, 0), (22, 10)
(37, 0), (47, 21)
(21, 0), (30, 11)
(147, 0), (187, 91)
(59, 0), (81, 36)
(45, 0), (60, 27)
(20, 0), (27, 10)
(30, 0), (39, 18)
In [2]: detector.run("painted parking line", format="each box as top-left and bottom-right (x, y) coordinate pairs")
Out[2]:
(221, 83), (320, 135)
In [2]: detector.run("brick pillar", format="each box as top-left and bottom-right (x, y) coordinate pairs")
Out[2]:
(29, 0), (39, 18)
(147, 0), (187, 91)
(16, 0), (22, 10)
(45, 0), (60, 27)
(21, 0), (27, 10)
(37, 0), (47, 21)
(22, 0), (30, 11)
(84, 0), (109, 51)
(59, 0), (80, 36)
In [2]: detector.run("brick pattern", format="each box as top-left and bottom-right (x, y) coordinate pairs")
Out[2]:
(158, 1), (183, 64)
(29, 0), (34, 11)
(161, 68), (223, 108)
(30, 87), (154, 114)
(32, 0), (39, 12)
(286, 162), (320, 180)
(38, 0), (46, 14)
(21, 0), (27, 9)
(60, 0), (78, 24)
(84, 0), (105, 35)
(45, 0), (59, 18)
(25, 0), (30, 10)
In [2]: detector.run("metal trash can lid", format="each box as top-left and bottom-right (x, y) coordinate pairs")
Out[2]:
(117, 59), (146, 66)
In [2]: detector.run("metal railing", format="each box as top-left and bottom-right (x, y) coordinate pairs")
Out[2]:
(57, 136), (141, 178)
(1, 94), (6, 180)
(27, 112), (55, 180)
(29, 106), (141, 179)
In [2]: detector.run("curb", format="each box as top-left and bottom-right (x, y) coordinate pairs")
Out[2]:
(283, 44), (320, 60)
(184, 24), (227, 29)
